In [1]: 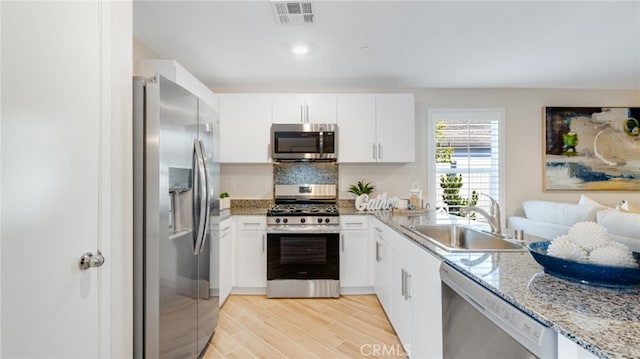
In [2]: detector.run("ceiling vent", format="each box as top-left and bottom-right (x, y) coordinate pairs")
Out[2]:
(271, 1), (315, 25)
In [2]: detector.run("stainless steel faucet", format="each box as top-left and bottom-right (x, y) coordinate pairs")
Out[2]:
(460, 193), (502, 235)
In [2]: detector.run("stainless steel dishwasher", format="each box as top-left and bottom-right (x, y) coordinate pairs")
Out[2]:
(440, 263), (556, 359)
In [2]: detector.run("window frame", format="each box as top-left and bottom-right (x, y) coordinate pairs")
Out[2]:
(427, 108), (506, 225)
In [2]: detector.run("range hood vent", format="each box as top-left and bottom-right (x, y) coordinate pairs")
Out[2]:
(271, 1), (315, 25)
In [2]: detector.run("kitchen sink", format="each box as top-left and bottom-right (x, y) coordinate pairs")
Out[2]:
(401, 224), (526, 252)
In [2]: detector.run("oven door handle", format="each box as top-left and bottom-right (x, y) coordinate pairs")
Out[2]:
(266, 227), (341, 234)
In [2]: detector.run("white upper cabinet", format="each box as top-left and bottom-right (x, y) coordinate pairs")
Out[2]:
(337, 93), (415, 163)
(219, 94), (272, 163)
(272, 94), (337, 124)
(336, 94), (377, 162)
(375, 94), (415, 163)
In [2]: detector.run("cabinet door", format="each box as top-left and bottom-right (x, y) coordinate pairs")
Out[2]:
(234, 216), (267, 288)
(388, 246), (411, 347)
(218, 218), (233, 306)
(272, 94), (305, 123)
(219, 94), (272, 163)
(558, 335), (598, 359)
(372, 229), (389, 312)
(304, 94), (337, 124)
(235, 224), (266, 288)
(340, 230), (369, 288)
(336, 94), (377, 163)
(375, 94), (415, 163)
(409, 271), (442, 359)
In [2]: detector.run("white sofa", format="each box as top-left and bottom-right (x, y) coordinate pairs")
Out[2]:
(508, 199), (640, 252)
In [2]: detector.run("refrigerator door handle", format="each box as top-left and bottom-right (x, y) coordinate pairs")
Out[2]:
(193, 139), (209, 255)
(197, 140), (211, 254)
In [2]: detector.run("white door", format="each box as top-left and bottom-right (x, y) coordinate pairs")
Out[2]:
(1, 1), (131, 358)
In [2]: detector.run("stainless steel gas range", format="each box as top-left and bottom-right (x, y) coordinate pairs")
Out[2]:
(266, 184), (340, 298)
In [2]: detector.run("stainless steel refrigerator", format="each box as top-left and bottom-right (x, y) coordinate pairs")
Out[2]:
(133, 75), (220, 358)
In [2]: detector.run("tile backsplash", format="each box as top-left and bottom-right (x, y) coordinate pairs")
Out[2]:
(273, 162), (339, 185)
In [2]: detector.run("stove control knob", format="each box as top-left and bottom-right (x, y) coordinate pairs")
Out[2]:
(275, 218), (281, 224)
(300, 218), (306, 224)
(325, 218), (331, 224)
(317, 218), (323, 224)
(282, 218), (288, 224)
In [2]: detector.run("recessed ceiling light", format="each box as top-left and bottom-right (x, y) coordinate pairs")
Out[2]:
(292, 44), (310, 55)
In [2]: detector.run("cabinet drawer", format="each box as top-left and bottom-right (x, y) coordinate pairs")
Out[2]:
(235, 215), (267, 230)
(340, 215), (368, 230)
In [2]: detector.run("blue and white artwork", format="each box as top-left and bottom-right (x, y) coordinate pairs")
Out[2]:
(544, 107), (640, 191)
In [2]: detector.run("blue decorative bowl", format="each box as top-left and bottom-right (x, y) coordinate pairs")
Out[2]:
(528, 241), (640, 288)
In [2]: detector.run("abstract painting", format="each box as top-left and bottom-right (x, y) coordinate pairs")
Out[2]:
(544, 107), (640, 191)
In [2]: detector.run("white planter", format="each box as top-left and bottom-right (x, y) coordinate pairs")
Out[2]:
(220, 197), (231, 209)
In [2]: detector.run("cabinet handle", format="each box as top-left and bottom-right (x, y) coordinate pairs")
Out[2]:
(405, 271), (412, 300)
(372, 143), (377, 159)
(375, 241), (381, 262)
(305, 104), (309, 123)
(401, 269), (406, 297)
(262, 234), (266, 252)
(375, 227), (383, 233)
(378, 143), (382, 161)
(341, 234), (345, 252)
(300, 105), (304, 123)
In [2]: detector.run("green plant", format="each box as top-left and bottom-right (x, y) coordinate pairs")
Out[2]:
(220, 192), (229, 199)
(435, 121), (455, 164)
(439, 174), (478, 216)
(348, 181), (375, 196)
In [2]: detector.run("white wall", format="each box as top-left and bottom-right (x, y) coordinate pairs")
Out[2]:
(133, 36), (160, 63)
(220, 88), (640, 217)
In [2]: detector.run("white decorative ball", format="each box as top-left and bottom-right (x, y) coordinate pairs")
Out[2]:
(568, 222), (609, 251)
(589, 246), (638, 268)
(547, 235), (588, 262)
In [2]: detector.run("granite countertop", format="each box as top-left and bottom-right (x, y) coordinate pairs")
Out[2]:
(378, 211), (640, 359)
(227, 201), (640, 358)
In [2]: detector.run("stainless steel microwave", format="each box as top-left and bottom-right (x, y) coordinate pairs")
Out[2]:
(271, 123), (337, 161)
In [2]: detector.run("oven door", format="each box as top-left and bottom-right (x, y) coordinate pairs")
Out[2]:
(267, 231), (339, 280)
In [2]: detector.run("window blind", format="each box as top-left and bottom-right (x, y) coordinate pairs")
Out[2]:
(430, 110), (503, 220)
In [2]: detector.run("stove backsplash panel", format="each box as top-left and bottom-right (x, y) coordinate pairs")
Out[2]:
(273, 162), (339, 185)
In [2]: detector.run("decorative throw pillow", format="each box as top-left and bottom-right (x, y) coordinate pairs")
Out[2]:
(522, 200), (599, 227)
(578, 194), (609, 210)
(597, 209), (640, 239)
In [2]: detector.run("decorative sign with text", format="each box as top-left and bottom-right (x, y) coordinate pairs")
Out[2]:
(355, 193), (399, 211)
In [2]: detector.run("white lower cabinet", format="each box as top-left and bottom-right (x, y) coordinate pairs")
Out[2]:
(372, 219), (390, 313)
(340, 215), (370, 291)
(234, 216), (267, 291)
(218, 217), (233, 306)
(375, 221), (443, 359)
(557, 335), (598, 359)
(388, 245), (411, 348)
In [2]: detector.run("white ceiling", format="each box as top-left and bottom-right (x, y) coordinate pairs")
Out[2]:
(133, 0), (640, 90)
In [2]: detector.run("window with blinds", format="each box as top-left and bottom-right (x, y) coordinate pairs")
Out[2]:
(428, 109), (505, 220)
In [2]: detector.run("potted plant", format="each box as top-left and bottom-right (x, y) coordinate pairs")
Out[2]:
(220, 192), (230, 210)
(348, 180), (375, 196)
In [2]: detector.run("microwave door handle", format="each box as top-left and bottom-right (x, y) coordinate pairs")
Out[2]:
(192, 139), (208, 255)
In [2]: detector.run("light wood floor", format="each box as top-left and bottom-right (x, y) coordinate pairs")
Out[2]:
(203, 295), (406, 359)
